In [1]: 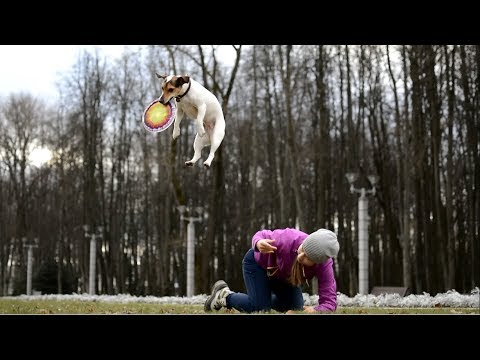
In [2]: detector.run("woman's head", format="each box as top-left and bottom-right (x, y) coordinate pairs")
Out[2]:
(300, 228), (339, 265)
(289, 228), (339, 286)
(296, 243), (316, 267)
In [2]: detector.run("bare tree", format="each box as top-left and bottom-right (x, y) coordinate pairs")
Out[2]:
(277, 45), (304, 229)
(443, 45), (456, 290)
(60, 49), (110, 293)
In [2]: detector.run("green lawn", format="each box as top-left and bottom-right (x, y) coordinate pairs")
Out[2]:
(0, 299), (478, 314)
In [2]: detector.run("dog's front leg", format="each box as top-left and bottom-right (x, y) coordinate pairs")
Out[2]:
(196, 104), (207, 137)
(172, 107), (184, 140)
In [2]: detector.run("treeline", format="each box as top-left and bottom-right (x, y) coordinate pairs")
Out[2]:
(0, 45), (478, 297)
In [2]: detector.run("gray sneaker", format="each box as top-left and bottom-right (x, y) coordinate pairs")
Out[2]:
(204, 280), (233, 312)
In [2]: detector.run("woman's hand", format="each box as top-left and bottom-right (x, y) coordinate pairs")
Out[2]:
(256, 239), (277, 253)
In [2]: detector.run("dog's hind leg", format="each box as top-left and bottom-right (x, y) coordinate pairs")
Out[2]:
(195, 104), (207, 137)
(203, 122), (225, 168)
(185, 133), (208, 166)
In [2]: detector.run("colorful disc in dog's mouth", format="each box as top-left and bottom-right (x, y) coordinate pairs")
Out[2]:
(142, 99), (176, 133)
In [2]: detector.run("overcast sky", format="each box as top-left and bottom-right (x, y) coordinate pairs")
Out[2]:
(0, 45), (236, 103)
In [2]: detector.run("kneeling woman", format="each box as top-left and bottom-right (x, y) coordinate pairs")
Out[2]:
(204, 227), (340, 313)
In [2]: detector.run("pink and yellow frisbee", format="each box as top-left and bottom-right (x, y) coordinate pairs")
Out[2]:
(142, 99), (176, 133)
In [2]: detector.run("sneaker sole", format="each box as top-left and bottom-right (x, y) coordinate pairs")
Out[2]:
(204, 280), (228, 312)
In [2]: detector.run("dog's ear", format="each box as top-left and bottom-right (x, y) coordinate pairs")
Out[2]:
(155, 73), (167, 79)
(176, 75), (190, 86)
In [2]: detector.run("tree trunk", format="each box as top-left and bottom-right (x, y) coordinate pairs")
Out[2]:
(278, 45), (304, 228)
(443, 45), (456, 290)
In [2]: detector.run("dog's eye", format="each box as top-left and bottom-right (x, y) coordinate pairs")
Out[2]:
(168, 89), (174, 92)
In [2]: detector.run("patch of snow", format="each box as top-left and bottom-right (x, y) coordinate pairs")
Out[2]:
(334, 287), (479, 308)
(6, 287), (479, 308)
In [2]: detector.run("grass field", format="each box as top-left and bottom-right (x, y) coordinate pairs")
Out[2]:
(0, 298), (478, 314)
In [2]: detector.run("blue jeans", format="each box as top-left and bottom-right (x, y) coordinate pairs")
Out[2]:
(226, 249), (304, 313)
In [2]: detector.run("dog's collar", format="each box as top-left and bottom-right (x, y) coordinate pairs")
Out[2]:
(175, 80), (191, 102)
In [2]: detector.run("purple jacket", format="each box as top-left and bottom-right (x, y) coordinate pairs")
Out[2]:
(252, 228), (337, 312)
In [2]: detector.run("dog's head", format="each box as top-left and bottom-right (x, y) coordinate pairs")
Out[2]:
(156, 73), (190, 104)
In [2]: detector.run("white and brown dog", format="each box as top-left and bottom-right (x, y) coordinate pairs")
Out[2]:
(156, 73), (225, 168)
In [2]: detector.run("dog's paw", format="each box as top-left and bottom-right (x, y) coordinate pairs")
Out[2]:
(172, 128), (181, 140)
(185, 161), (194, 167)
(197, 127), (206, 137)
(203, 160), (212, 168)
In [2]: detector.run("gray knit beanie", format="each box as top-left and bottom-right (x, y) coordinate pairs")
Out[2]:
(302, 228), (339, 264)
